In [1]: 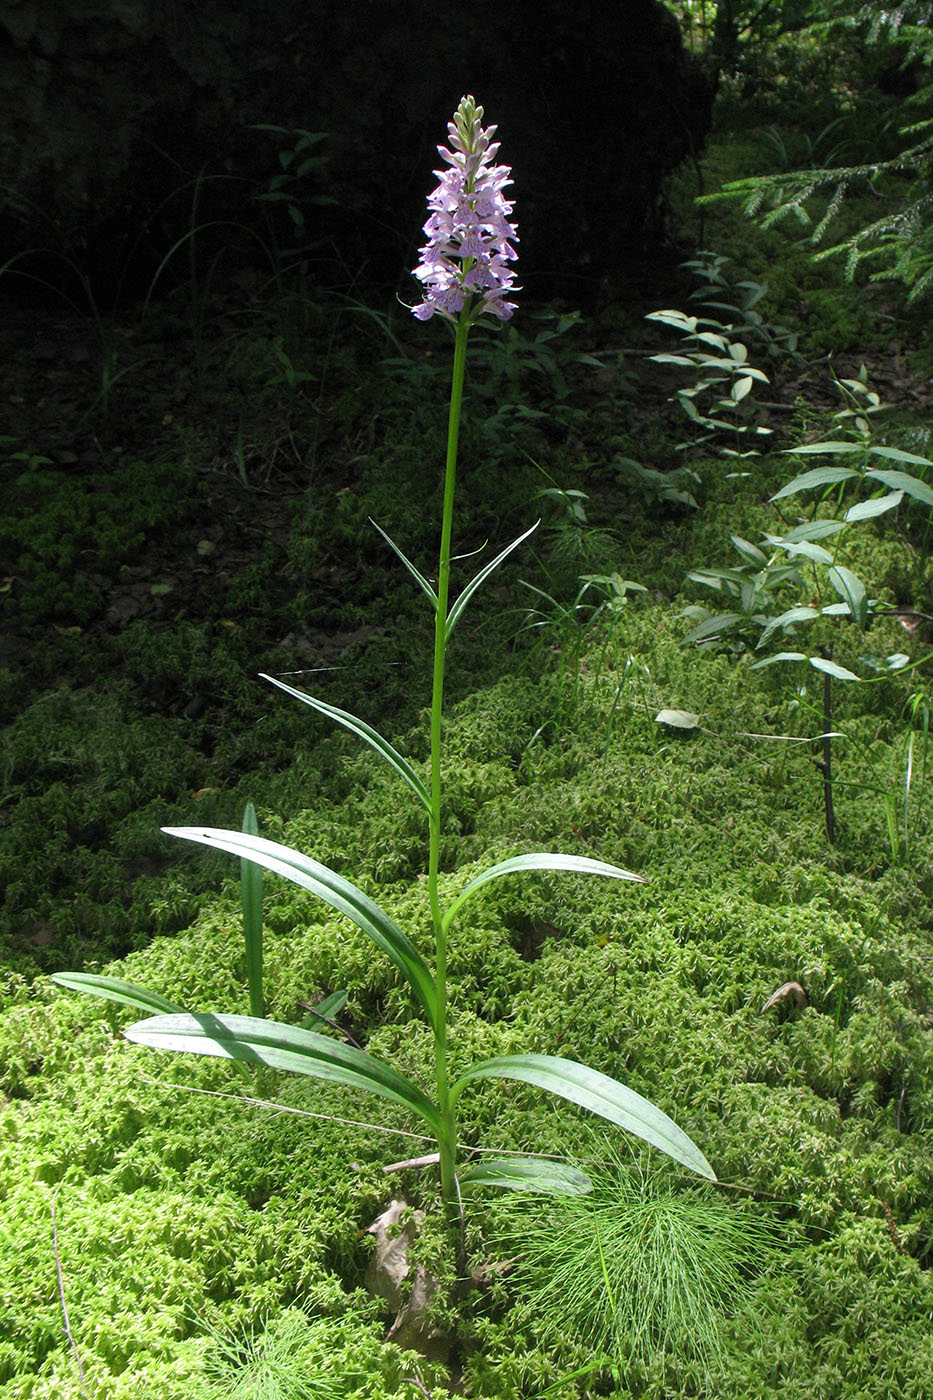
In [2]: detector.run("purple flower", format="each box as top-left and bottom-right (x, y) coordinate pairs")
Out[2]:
(411, 95), (518, 324)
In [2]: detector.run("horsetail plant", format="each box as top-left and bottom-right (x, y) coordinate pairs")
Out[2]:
(54, 97), (714, 1217)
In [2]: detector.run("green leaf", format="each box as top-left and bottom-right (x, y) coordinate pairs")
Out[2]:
(869, 445), (933, 469)
(452, 1054), (715, 1180)
(756, 606), (819, 649)
(730, 535), (767, 566)
(655, 709), (700, 729)
(310, 990), (348, 1020)
(810, 656), (860, 681)
(125, 1013), (442, 1131)
(447, 521), (539, 639)
(442, 852), (644, 934)
(458, 1156), (593, 1196)
(161, 828), (438, 1026)
(369, 519), (438, 609)
(866, 469), (933, 506)
(651, 353), (697, 367)
(828, 565), (869, 628)
(681, 612), (745, 645)
(646, 310), (697, 332)
(749, 651), (807, 670)
(845, 493), (903, 522)
(260, 675), (431, 816)
(298, 989), (348, 1030)
(782, 441), (865, 455)
(768, 536), (834, 564)
(50, 973), (186, 1016)
(241, 801), (264, 1018)
(771, 466), (858, 500)
(776, 519), (846, 543)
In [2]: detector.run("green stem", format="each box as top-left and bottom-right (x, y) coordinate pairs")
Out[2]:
(430, 316), (471, 1211)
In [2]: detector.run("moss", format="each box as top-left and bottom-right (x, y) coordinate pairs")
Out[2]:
(0, 457), (198, 629)
(1, 587), (931, 1394)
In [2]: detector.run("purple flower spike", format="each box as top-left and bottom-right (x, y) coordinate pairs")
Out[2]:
(411, 95), (519, 324)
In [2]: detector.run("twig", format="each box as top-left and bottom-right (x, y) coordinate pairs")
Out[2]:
(136, 1073), (435, 1144)
(51, 1189), (87, 1394)
(383, 1152), (441, 1174)
(881, 1200), (907, 1255)
(402, 1380), (434, 1399)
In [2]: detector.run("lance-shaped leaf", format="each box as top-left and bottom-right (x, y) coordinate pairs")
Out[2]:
(866, 468), (933, 507)
(162, 828), (437, 1026)
(260, 674), (431, 816)
(730, 535), (768, 566)
(766, 535), (834, 564)
(869, 445), (933, 469)
(756, 605), (819, 650)
(458, 1156), (593, 1196)
(369, 518), (438, 610)
(125, 1013), (442, 1131)
(828, 565), (869, 629)
(810, 655), (860, 681)
(452, 1054), (715, 1180)
(771, 466), (858, 500)
(750, 651), (807, 670)
(776, 519), (846, 544)
(846, 492), (903, 522)
(446, 521), (539, 640)
(645, 309), (698, 332)
(682, 612), (745, 646)
(50, 972), (186, 1017)
(300, 989), (348, 1028)
(781, 440), (864, 456)
(442, 852), (644, 934)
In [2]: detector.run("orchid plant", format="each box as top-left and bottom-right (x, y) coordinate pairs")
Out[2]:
(53, 97), (713, 1215)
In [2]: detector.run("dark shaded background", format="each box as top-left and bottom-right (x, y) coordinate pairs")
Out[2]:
(0, 0), (713, 303)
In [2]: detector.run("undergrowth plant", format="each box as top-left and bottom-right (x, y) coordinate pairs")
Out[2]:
(681, 365), (932, 845)
(681, 249), (801, 362)
(494, 1153), (782, 1392)
(517, 566), (649, 753)
(54, 98), (714, 1231)
(646, 306), (772, 461)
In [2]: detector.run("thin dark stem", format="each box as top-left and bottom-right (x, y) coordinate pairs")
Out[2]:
(818, 646), (836, 845)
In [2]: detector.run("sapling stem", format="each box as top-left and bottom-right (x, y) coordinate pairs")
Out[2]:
(818, 645), (836, 844)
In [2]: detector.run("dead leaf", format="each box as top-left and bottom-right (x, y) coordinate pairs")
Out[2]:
(762, 981), (807, 1013)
